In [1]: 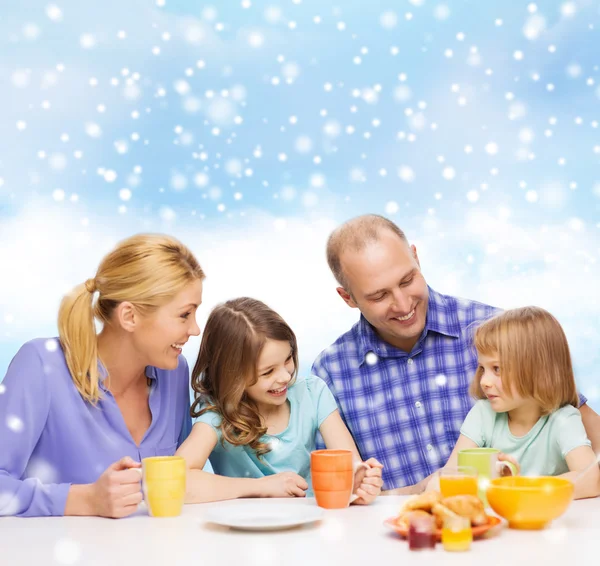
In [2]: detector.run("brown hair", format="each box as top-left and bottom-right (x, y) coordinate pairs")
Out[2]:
(326, 214), (408, 291)
(191, 297), (299, 456)
(58, 234), (205, 403)
(470, 306), (579, 414)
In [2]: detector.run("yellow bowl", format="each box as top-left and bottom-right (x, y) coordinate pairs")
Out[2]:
(486, 476), (574, 530)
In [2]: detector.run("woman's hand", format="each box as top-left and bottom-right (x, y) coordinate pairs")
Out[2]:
(352, 458), (384, 505)
(88, 456), (143, 518)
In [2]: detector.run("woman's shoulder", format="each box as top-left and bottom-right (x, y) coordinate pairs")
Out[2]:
(2, 338), (72, 406)
(9, 337), (67, 373)
(20, 337), (63, 355)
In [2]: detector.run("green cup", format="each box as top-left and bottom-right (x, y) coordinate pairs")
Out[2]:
(458, 448), (518, 507)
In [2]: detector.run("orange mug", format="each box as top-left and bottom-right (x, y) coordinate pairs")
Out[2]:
(310, 449), (368, 509)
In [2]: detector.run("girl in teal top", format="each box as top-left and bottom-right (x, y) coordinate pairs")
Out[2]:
(441, 306), (599, 500)
(176, 297), (383, 503)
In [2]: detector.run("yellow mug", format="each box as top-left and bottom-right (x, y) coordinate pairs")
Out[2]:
(141, 456), (186, 518)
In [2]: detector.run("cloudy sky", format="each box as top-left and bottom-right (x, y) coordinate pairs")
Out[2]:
(1, 0), (599, 410)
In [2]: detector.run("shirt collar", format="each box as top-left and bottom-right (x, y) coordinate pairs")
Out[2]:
(357, 286), (461, 362)
(424, 286), (461, 339)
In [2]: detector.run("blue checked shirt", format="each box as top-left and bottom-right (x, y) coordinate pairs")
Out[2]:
(312, 287), (500, 490)
(313, 287), (588, 490)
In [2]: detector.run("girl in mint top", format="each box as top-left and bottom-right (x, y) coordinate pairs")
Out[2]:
(441, 306), (599, 500)
(176, 297), (383, 503)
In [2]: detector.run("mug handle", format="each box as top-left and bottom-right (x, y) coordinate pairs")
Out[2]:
(349, 461), (370, 503)
(496, 461), (518, 477)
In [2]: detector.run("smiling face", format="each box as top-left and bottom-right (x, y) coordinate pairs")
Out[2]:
(337, 229), (429, 352)
(245, 339), (295, 413)
(132, 278), (203, 370)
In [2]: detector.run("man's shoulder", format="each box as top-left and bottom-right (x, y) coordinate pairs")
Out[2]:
(313, 319), (362, 364)
(317, 321), (360, 359)
(433, 289), (501, 327)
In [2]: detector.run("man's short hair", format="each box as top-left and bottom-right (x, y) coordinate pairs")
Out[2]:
(326, 214), (408, 291)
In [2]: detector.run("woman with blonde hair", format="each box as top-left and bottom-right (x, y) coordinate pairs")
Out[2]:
(0, 234), (205, 517)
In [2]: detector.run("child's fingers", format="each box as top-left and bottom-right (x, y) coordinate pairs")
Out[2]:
(359, 483), (380, 497)
(365, 466), (383, 478)
(361, 476), (383, 488)
(355, 488), (374, 504)
(290, 485), (307, 498)
(498, 452), (520, 473)
(364, 458), (384, 469)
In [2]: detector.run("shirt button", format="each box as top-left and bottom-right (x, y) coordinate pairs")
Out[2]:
(415, 401), (422, 409)
(427, 444), (433, 451)
(407, 358), (414, 365)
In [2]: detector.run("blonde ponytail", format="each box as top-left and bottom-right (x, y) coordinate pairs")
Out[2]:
(58, 280), (101, 403)
(56, 234), (205, 405)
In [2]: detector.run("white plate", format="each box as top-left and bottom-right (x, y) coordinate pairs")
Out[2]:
(204, 503), (324, 531)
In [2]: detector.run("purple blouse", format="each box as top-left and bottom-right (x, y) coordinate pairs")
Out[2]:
(0, 338), (192, 517)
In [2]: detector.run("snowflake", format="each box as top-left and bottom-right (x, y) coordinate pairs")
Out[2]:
(385, 202), (399, 215)
(398, 166), (415, 183)
(484, 142), (499, 155)
(442, 167), (456, 180)
(247, 31), (264, 48)
(435, 374), (447, 387)
(466, 190), (479, 203)
(523, 14), (546, 40)
(45, 4), (63, 22)
(80, 33), (96, 49)
(7, 415), (24, 433)
(365, 352), (379, 365)
(309, 174), (326, 188)
(380, 11), (398, 30)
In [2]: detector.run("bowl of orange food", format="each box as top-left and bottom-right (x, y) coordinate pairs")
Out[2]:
(486, 476), (574, 530)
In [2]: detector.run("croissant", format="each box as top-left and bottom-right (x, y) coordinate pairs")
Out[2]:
(401, 490), (443, 512)
(441, 495), (488, 526)
(431, 502), (461, 528)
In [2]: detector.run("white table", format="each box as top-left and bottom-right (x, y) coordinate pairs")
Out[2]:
(1, 496), (598, 566)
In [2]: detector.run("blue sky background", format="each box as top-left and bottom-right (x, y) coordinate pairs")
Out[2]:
(1, 0), (599, 410)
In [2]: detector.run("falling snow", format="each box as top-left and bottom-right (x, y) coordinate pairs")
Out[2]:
(1, 0), (599, 430)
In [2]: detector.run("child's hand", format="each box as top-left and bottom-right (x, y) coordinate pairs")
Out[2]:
(498, 453), (520, 476)
(260, 472), (308, 498)
(352, 458), (384, 505)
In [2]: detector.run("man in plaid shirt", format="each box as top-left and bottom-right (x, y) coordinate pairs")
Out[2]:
(312, 214), (600, 493)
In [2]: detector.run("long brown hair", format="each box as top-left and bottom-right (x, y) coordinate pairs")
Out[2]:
(58, 233), (205, 403)
(470, 306), (579, 414)
(191, 297), (299, 456)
